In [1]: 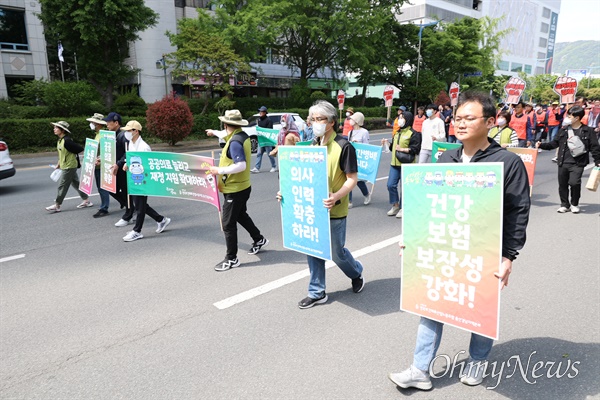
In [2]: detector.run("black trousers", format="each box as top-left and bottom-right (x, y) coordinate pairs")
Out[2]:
(132, 195), (163, 233)
(221, 187), (263, 259)
(110, 169), (134, 220)
(557, 163), (584, 207)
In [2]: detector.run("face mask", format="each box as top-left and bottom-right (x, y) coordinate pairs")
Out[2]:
(346, 112), (351, 117)
(89, 123), (96, 130)
(497, 118), (506, 126)
(398, 118), (406, 128)
(426, 110), (434, 117)
(562, 117), (572, 127)
(312, 123), (327, 137)
(124, 131), (133, 141)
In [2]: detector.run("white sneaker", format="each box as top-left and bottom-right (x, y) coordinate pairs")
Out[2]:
(115, 218), (131, 227)
(77, 200), (93, 208)
(250, 168), (260, 173)
(556, 206), (570, 213)
(269, 167), (277, 173)
(363, 192), (372, 205)
(123, 230), (143, 242)
(460, 359), (486, 386)
(387, 206), (400, 216)
(348, 202), (353, 209)
(156, 217), (171, 233)
(396, 209), (403, 218)
(388, 365), (432, 390)
(570, 205), (580, 213)
(45, 204), (61, 213)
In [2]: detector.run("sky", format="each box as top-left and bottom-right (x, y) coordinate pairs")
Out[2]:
(555, 0), (600, 42)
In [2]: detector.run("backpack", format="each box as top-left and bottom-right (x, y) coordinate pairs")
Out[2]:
(567, 128), (586, 157)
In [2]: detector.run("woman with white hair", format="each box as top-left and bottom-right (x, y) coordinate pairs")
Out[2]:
(347, 111), (372, 207)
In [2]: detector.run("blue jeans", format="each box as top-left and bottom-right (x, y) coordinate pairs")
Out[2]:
(306, 217), (363, 298)
(413, 317), (493, 371)
(94, 168), (110, 211)
(255, 146), (276, 170)
(349, 181), (369, 202)
(448, 135), (461, 144)
(387, 165), (402, 205)
(548, 125), (559, 142)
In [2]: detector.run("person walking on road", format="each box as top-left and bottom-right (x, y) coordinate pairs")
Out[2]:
(86, 113), (111, 218)
(537, 105), (600, 214)
(347, 112), (372, 208)
(206, 110), (268, 271)
(389, 91), (531, 391)
(120, 120), (171, 242)
(251, 106), (278, 173)
(281, 100), (364, 309)
(45, 121), (92, 213)
(382, 111), (421, 218)
(104, 112), (135, 227)
(419, 104), (446, 163)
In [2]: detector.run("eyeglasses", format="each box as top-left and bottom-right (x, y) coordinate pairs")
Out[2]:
(454, 116), (487, 125)
(313, 116), (329, 122)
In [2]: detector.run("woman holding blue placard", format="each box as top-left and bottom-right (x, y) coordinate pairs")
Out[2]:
(382, 111), (422, 218)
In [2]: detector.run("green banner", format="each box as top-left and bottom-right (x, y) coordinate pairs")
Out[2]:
(432, 142), (462, 163)
(256, 126), (278, 147)
(296, 140), (313, 146)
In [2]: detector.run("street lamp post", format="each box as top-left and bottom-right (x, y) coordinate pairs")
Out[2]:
(414, 20), (440, 113)
(156, 55), (168, 96)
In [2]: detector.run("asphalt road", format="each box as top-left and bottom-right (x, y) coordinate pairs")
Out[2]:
(1, 133), (599, 399)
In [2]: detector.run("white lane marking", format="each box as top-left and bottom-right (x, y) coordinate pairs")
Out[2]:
(213, 234), (403, 310)
(0, 254), (25, 263)
(64, 193), (99, 201)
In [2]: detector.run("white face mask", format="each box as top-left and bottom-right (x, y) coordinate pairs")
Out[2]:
(426, 110), (434, 117)
(346, 112), (351, 117)
(497, 118), (506, 126)
(398, 118), (406, 128)
(312, 123), (327, 137)
(562, 117), (572, 127)
(124, 131), (133, 141)
(89, 123), (96, 130)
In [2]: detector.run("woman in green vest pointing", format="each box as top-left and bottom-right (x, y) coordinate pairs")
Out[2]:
(206, 110), (268, 272)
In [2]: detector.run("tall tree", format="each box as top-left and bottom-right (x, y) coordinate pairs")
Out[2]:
(166, 16), (251, 115)
(38, 0), (158, 107)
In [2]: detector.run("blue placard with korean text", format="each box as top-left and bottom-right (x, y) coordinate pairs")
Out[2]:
(352, 142), (382, 184)
(278, 146), (331, 260)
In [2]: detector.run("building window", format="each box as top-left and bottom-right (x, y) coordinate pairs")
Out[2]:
(542, 7), (551, 18)
(541, 22), (549, 33)
(511, 63), (523, 73)
(535, 66), (545, 75)
(0, 7), (29, 50)
(497, 60), (509, 71)
(524, 65), (532, 74)
(538, 52), (546, 60)
(185, 0), (211, 8)
(539, 37), (547, 48)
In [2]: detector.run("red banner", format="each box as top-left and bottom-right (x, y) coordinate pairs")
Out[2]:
(503, 77), (526, 105)
(383, 85), (394, 108)
(449, 82), (460, 107)
(553, 75), (578, 104)
(337, 89), (345, 110)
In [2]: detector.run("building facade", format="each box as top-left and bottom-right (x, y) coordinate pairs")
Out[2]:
(396, 0), (562, 77)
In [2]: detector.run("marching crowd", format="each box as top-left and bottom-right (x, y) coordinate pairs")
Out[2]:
(44, 91), (600, 392)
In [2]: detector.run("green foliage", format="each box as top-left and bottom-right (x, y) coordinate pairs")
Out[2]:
(553, 41), (600, 74)
(43, 81), (103, 117)
(289, 81), (312, 107)
(38, 0), (158, 107)
(146, 95), (194, 146)
(310, 91), (328, 101)
(214, 98), (236, 115)
(166, 16), (251, 114)
(12, 79), (48, 106)
(113, 92), (147, 116)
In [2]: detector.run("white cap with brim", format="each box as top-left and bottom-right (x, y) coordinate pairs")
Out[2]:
(218, 109), (248, 126)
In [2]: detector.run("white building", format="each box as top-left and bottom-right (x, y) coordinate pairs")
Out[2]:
(396, 0), (562, 76)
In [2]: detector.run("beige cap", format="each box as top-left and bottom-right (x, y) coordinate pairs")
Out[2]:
(122, 120), (142, 131)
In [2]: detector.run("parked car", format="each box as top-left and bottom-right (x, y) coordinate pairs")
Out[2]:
(219, 113), (306, 153)
(0, 140), (16, 181)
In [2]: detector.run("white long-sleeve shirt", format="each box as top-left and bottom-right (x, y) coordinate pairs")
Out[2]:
(421, 117), (446, 151)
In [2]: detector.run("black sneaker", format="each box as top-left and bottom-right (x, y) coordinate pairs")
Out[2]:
(248, 237), (269, 255)
(214, 258), (240, 272)
(352, 275), (365, 293)
(298, 293), (328, 309)
(93, 209), (109, 218)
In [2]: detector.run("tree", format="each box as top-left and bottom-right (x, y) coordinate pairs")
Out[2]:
(146, 94), (193, 146)
(166, 16), (251, 115)
(37, 0), (158, 108)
